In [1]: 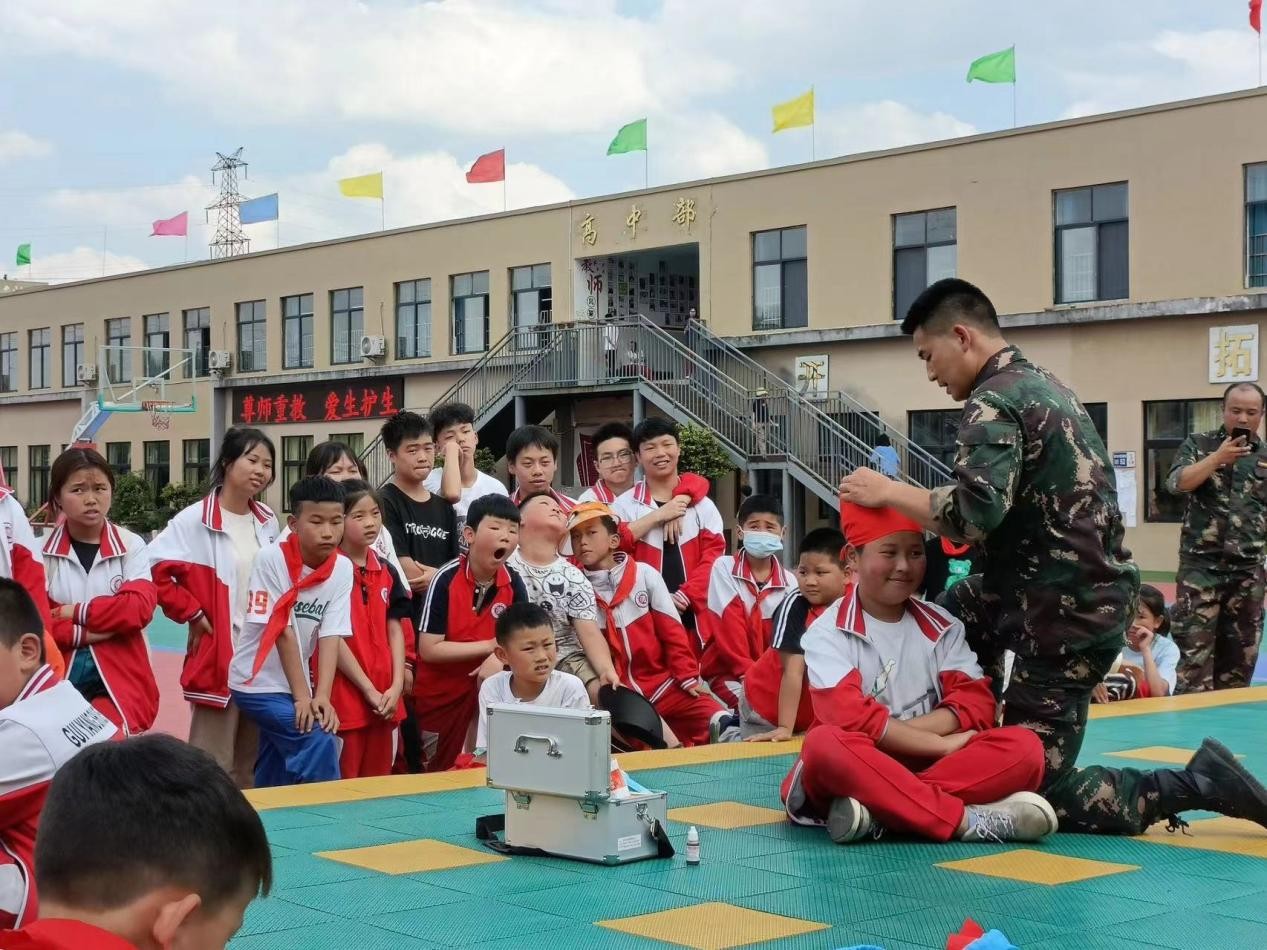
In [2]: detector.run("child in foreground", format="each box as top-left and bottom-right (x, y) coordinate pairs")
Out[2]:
(473, 602), (590, 760)
(782, 502), (1056, 844)
(3, 734), (271, 950)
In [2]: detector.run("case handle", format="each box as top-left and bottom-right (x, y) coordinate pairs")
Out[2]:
(513, 734), (562, 758)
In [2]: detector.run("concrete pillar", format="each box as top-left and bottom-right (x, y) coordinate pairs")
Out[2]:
(781, 470), (793, 546)
(514, 394), (527, 428)
(210, 382), (228, 464)
(632, 391), (645, 425)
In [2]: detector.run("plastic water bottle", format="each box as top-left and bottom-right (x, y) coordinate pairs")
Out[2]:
(685, 825), (700, 865)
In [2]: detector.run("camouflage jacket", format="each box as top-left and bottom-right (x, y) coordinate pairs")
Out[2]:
(929, 346), (1138, 658)
(1166, 427), (1267, 569)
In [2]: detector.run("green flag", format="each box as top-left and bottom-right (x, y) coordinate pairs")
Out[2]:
(607, 119), (647, 155)
(15, 243), (30, 266)
(966, 46), (1016, 84)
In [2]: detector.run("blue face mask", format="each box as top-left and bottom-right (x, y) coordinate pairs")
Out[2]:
(742, 531), (784, 558)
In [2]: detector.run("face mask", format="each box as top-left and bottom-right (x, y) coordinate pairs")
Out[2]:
(742, 531), (784, 558)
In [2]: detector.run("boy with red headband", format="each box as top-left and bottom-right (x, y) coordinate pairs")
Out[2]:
(782, 501), (1056, 844)
(228, 477), (353, 787)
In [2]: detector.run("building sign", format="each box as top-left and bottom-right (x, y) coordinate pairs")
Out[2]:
(794, 354), (829, 399)
(231, 376), (404, 426)
(1209, 324), (1259, 384)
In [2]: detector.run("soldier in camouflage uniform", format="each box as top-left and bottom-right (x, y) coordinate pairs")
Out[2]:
(840, 278), (1267, 836)
(1165, 382), (1267, 692)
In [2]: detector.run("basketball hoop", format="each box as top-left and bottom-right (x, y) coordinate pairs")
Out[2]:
(143, 400), (175, 431)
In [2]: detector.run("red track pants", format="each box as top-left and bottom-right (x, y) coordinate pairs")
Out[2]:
(415, 686), (478, 773)
(653, 687), (726, 746)
(796, 725), (1045, 841)
(338, 723), (395, 779)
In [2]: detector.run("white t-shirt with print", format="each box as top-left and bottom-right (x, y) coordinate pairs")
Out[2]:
(228, 543), (354, 695)
(221, 508), (263, 642)
(506, 551), (599, 659)
(474, 669), (590, 753)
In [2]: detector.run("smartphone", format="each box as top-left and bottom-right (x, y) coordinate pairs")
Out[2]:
(1232, 427), (1254, 443)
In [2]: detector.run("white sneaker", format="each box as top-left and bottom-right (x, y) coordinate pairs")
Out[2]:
(827, 797), (877, 844)
(959, 791), (1058, 843)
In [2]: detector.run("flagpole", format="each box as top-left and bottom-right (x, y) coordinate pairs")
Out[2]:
(1259, 29), (1262, 87)
(811, 85), (816, 161)
(1011, 81), (1017, 129)
(102, 226), (108, 277)
(381, 197), (386, 231)
(184, 231), (189, 264)
(644, 148), (649, 190)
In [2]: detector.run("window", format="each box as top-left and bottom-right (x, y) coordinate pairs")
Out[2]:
(752, 226), (808, 330)
(143, 440), (170, 499)
(1247, 164), (1267, 288)
(105, 318), (131, 383)
(908, 409), (963, 470)
(61, 324), (84, 388)
(0, 333), (17, 392)
(281, 436), (313, 511)
(0, 446), (15, 494)
(1054, 182), (1129, 304)
(330, 287), (364, 365)
(236, 300), (267, 373)
(28, 328), (51, 390)
(143, 313), (170, 379)
(451, 271), (490, 355)
(1083, 402), (1109, 449)
(183, 308), (210, 378)
(29, 445), (50, 509)
(1144, 399), (1222, 523)
(183, 439), (210, 487)
(893, 209), (957, 321)
(396, 279), (432, 359)
(327, 432), (364, 456)
(511, 264), (552, 330)
(283, 293), (314, 369)
(106, 442), (131, 476)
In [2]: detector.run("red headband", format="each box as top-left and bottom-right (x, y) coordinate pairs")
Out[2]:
(840, 502), (923, 547)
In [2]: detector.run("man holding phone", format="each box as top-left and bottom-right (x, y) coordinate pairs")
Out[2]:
(1166, 382), (1267, 692)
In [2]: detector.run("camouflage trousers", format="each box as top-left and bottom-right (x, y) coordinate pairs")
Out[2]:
(943, 576), (1160, 835)
(1171, 563), (1265, 693)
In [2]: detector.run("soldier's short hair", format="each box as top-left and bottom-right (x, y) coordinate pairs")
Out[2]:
(1222, 381), (1266, 410)
(901, 278), (1000, 336)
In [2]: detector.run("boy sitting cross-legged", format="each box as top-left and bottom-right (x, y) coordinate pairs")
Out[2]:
(782, 501), (1057, 844)
(569, 502), (733, 746)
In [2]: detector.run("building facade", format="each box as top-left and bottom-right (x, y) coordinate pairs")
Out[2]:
(2, 88), (1267, 571)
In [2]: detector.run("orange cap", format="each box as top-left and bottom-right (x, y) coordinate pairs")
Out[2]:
(568, 500), (618, 532)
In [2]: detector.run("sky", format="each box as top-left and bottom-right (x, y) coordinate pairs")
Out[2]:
(0, 0), (1262, 283)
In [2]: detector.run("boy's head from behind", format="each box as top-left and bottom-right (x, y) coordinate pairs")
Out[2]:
(567, 502), (621, 569)
(506, 425), (559, 495)
(429, 402), (477, 452)
(493, 602), (557, 687)
(736, 493), (784, 555)
(287, 476), (346, 565)
(464, 494), (520, 569)
(518, 491), (568, 541)
(631, 417), (680, 481)
(796, 528), (850, 607)
(35, 734), (271, 950)
(382, 412), (435, 483)
(0, 577), (45, 709)
(840, 502), (926, 613)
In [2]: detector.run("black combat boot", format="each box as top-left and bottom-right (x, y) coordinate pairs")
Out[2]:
(1149, 737), (1267, 831)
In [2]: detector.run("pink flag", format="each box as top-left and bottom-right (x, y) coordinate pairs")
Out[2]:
(151, 211), (188, 237)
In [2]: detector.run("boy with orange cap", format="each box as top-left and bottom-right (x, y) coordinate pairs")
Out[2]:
(781, 501), (1056, 844)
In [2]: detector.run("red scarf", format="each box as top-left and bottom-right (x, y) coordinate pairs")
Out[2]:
(592, 556), (639, 684)
(245, 533), (339, 684)
(940, 537), (970, 557)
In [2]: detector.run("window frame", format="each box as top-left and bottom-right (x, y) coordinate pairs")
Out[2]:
(106, 441), (131, 476)
(281, 435), (314, 512)
(330, 287), (365, 366)
(182, 308), (211, 378)
(892, 207), (958, 321)
(1245, 163), (1267, 289)
(395, 279), (432, 359)
(1053, 182), (1130, 305)
(62, 324), (85, 388)
(282, 293), (315, 369)
(1143, 398), (1222, 524)
(28, 444), (50, 509)
(236, 300), (267, 373)
(0, 332), (16, 393)
(143, 440), (171, 500)
(182, 438), (210, 487)
(450, 271), (491, 356)
(751, 226), (808, 331)
(105, 317), (132, 384)
(907, 408), (963, 471)
(143, 312), (171, 379)
(0, 446), (16, 494)
(28, 328), (51, 390)
(510, 264), (553, 330)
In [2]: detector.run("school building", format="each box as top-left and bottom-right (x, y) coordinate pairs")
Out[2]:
(2, 87), (1267, 572)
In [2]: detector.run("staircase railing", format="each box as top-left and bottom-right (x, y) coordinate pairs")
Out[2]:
(682, 319), (954, 489)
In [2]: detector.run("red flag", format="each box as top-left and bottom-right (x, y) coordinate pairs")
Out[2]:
(465, 149), (505, 184)
(1253, 0), (1263, 34)
(150, 211), (188, 237)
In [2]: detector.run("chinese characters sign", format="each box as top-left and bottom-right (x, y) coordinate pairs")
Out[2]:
(231, 376), (404, 426)
(794, 354), (829, 399)
(1209, 325), (1259, 384)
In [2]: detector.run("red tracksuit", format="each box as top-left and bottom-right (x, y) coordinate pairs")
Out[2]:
(585, 554), (725, 746)
(742, 591), (820, 734)
(415, 556), (528, 771)
(1, 918), (138, 949)
(699, 554), (795, 708)
(43, 521), (159, 735)
(332, 552), (412, 778)
(781, 585), (1045, 841)
(0, 490), (62, 678)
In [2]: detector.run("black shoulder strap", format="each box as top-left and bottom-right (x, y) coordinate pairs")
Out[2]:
(475, 812), (676, 859)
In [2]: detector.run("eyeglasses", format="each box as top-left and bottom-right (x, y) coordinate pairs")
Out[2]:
(597, 450), (635, 465)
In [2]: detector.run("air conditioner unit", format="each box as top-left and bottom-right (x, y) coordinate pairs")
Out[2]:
(75, 364), (98, 385)
(360, 335), (387, 359)
(208, 350), (232, 372)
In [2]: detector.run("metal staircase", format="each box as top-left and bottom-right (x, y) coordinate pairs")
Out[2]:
(361, 317), (953, 506)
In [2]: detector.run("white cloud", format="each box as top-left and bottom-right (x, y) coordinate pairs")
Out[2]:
(818, 101), (978, 157)
(19, 246), (150, 283)
(651, 113), (769, 182)
(0, 130), (52, 163)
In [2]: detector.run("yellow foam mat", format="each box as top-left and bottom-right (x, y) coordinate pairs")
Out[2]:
(1136, 816), (1267, 858)
(245, 768), (488, 811)
(599, 901), (829, 949)
(316, 838), (508, 875)
(616, 739), (803, 771)
(667, 801), (786, 829)
(938, 848), (1139, 885)
(1089, 685), (1267, 719)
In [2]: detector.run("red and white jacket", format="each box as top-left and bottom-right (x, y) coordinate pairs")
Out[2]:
(576, 480), (620, 505)
(583, 554), (702, 703)
(0, 666), (117, 928)
(611, 478), (725, 621)
(0, 490), (61, 678)
(147, 491), (279, 708)
(699, 554), (796, 688)
(43, 521), (159, 735)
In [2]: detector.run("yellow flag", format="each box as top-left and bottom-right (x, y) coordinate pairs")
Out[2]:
(338, 172), (384, 199)
(772, 89), (814, 133)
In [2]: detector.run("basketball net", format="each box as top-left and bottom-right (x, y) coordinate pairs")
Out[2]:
(143, 400), (174, 431)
